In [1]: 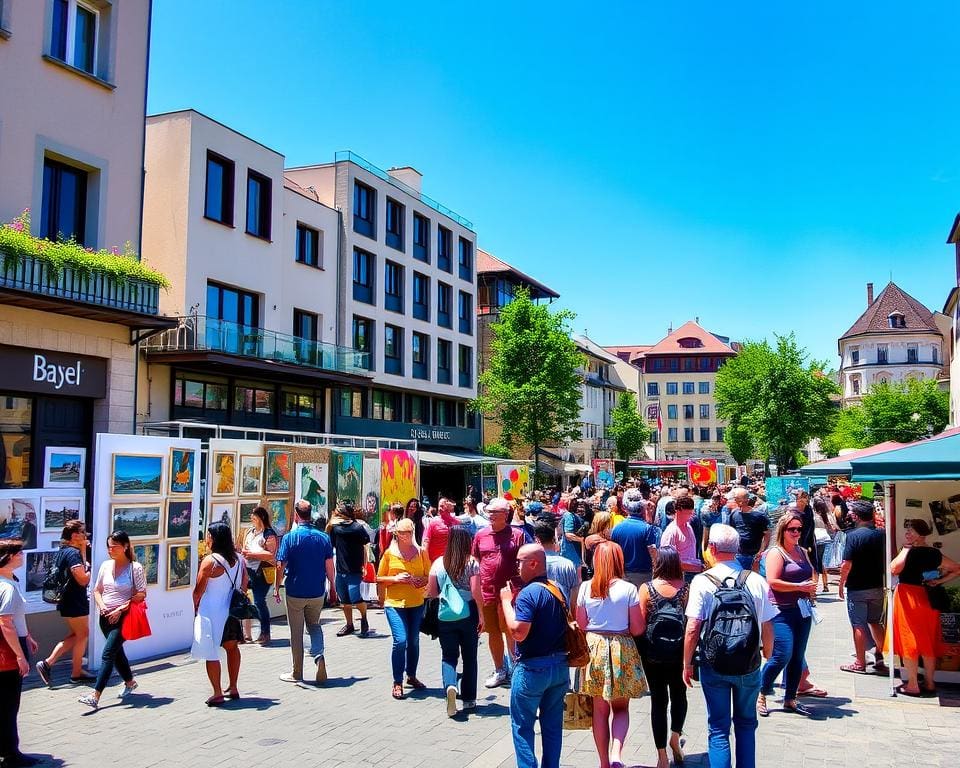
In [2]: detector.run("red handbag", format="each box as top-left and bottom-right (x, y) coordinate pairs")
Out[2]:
(121, 601), (152, 641)
(361, 562), (377, 584)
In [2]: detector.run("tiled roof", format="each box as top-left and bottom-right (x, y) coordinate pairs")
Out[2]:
(839, 282), (941, 339)
(644, 320), (736, 356)
(476, 249), (559, 300)
(604, 345), (651, 365)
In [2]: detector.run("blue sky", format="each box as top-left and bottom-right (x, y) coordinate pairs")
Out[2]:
(147, 2), (960, 366)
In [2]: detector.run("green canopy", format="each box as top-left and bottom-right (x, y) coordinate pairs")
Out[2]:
(850, 430), (960, 481)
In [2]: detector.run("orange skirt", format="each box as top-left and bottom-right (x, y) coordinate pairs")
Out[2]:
(885, 584), (942, 660)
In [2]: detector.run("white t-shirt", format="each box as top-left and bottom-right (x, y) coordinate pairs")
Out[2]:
(576, 578), (639, 632)
(0, 576), (27, 635)
(685, 561), (779, 624)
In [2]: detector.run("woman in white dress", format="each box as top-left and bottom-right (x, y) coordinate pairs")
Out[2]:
(192, 523), (246, 706)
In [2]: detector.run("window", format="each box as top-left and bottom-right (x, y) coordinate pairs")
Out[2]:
(698, 382), (710, 395)
(458, 291), (473, 334)
(282, 390), (318, 420)
(293, 309), (317, 341)
(413, 213), (430, 262)
(907, 344), (918, 363)
(352, 248), (374, 304)
(407, 394), (429, 424)
(437, 226), (452, 272)
(372, 390), (402, 421)
(851, 377), (861, 395)
(457, 402), (477, 429)
(700, 428), (711, 442)
(888, 312), (906, 329)
(50, 0), (100, 75)
(683, 404), (694, 419)
(412, 272), (430, 321)
(352, 316), (372, 370)
(434, 398), (454, 426)
(684, 427), (694, 442)
(437, 339), (452, 384)
(670, 358), (679, 371)
(386, 198), (404, 251)
(667, 427), (678, 442)
(682, 382), (695, 395)
(700, 404), (710, 419)
(339, 388), (366, 418)
(353, 181), (375, 238)
(204, 152), (234, 226)
(384, 260), (404, 313)
(667, 404), (678, 420)
(412, 332), (429, 380)
(699, 357), (711, 371)
(647, 383), (660, 397)
(235, 385), (275, 416)
(245, 170), (271, 239)
(459, 237), (473, 281)
(877, 345), (888, 364)
(40, 157), (88, 244)
(459, 345), (473, 388)
(438, 282), (452, 328)
(384, 324), (403, 375)
(174, 376), (228, 412)
(295, 223), (321, 267)
(716, 427), (725, 442)
(207, 282), (258, 328)
(933, 345), (939, 364)
(851, 347), (860, 364)
(0, 397), (32, 488)
(666, 382), (678, 395)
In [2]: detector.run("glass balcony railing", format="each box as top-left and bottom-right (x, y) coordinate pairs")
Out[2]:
(144, 316), (371, 376)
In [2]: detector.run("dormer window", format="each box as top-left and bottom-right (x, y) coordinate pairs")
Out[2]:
(888, 312), (906, 329)
(677, 337), (703, 349)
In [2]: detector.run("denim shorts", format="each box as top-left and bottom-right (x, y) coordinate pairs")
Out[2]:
(846, 587), (884, 629)
(335, 572), (364, 604)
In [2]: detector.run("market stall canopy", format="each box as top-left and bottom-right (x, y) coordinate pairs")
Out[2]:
(418, 449), (530, 466)
(850, 428), (960, 481)
(798, 441), (902, 477)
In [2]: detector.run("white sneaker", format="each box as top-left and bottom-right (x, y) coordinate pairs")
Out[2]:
(483, 669), (508, 688)
(446, 685), (458, 717)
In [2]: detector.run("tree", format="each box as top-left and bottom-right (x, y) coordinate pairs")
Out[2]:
(473, 288), (584, 469)
(820, 406), (868, 457)
(715, 334), (839, 475)
(724, 421), (756, 466)
(608, 391), (646, 461)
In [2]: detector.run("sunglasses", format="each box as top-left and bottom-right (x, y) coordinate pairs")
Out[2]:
(785, 527), (803, 533)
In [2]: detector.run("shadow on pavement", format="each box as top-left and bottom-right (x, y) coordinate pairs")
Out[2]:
(317, 676), (370, 689)
(219, 696), (280, 711)
(21, 754), (65, 767)
(465, 702), (509, 718)
(766, 696), (857, 720)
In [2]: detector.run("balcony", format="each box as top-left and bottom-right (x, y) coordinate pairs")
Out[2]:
(144, 316), (371, 377)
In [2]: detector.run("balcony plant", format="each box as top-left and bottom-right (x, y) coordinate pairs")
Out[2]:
(0, 209), (170, 289)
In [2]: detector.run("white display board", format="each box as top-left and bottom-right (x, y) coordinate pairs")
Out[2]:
(88, 433), (202, 669)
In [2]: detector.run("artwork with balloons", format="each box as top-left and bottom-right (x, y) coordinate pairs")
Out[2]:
(497, 464), (529, 501)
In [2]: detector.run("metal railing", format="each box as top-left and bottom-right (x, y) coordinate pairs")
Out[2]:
(143, 315), (372, 375)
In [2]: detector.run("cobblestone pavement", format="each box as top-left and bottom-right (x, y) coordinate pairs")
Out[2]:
(16, 580), (960, 768)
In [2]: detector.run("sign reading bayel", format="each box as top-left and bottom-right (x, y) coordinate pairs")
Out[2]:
(0, 344), (107, 398)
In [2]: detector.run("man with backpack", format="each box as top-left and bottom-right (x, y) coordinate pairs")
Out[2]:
(682, 524), (777, 768)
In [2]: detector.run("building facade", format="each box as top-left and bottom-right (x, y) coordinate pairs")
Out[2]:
(945, 219), (960, 427)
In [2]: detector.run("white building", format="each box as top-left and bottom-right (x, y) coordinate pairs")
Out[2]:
(944, 218), (960, 426)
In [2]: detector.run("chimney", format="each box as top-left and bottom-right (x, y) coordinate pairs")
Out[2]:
(866, 282), (874, 307)
(386, 166), (422, 193)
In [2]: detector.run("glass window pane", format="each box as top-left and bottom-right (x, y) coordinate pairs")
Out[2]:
(206, 159), (224, 220)
(74, 5), (96, 73)
(184, 381), (204, 408)
(51, 0), (68, 60)
(0, 396), (32, 488)
(254, 390), (273, 414)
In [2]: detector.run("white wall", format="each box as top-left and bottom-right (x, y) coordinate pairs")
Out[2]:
(840, 333), (943, 403)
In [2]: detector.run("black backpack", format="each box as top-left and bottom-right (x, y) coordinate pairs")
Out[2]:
(699, 570), (761, 675)
(41, 550), (68, 605)
(641, 582), (687, 664)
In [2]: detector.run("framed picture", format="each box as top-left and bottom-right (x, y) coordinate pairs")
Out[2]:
(112, 454), (164, 497)
(211, 452), (237, 496)
(133, 542), (160, 586)
(166, 543), (192, 590)
(209, 500), (236, 531)
(267, 497), (290, 536)
(44, 447), (86, 489)
(24, 550), (59, 592)
(168, 447), (197, 495)
(110, 503), (162, 541)
(39, 497), (82, 533)
(265, 450), (291, 494)
(165, 499), (193, 540)
(0, 498), (39, 550)
(239, 455), (264, 497)
(238, 500), (259, 527)
(295, 462), (328, 519)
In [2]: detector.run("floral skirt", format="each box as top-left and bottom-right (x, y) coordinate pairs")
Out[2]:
(578, 631), (648, 700)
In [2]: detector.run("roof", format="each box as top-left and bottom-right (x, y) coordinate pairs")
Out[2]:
(573, 334), (624, 365)
(839, 282), (941, 340)
(850, 427), (960, 481)
(604, 345), (651, 365)
(643, 320), (736, 357)
(476, 250), (559, 301)
(797, 441), (903, 476)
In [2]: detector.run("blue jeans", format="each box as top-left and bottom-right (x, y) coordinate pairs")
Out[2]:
(248, 567), (271, 637)
(438, 602), (479, 702)
(760, 606), (811, 701)
(699, 665), (761, 768)
(384, 605), (425, 684)
(335, 572), (364, 605)
(95, 615), (134, 693)
(510, 653), (568, 768)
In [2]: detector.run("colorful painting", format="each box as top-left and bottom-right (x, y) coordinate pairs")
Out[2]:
(165, 500), (193, 540)
(268, 498), (289, 536)
(379, 449), (418, 515)
(239, 455), (264, 497)
(166, 543), (192, 589)
(133, 542), (160, 586)
(111, 503), (162, 541)
(496, 464), (529, 502)
(40, 497), (82, 533)
(265, 450), (292, 493)
(764, 476), (811, 508)
(44, 447), (85, 489)
(592, 459), (615, 490)
(211, 452), (237, 496)
(295, 463), (328, 519)
(209, 501), (236, 532)
(686, 459), (718, 486)
(238, 500), (259, 527)
(169, 448), (196, 495)
(362, 457), (381, 528)
(25, 550), (58, 592)
(0, 498), (38, 549)
(336, 451), (363, 507)
(112, 454), (163, 496)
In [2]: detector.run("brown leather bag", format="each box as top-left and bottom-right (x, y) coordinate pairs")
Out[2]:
(543, 581), (591, 668)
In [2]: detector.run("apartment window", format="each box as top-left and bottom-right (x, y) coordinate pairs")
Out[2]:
(293, 309), (318, 341)
(716, 427), (725, 442)
(174, 375), (228, 412)
(647, 383), (659, 397)
(458, 292), (473, 334)
(700, 428), (711, 442)
(667, 427), (678, 442)
(907, 343), (918, 363)
(699, 357), (711, 371)
(352, 248), (374, 304)
(438, 282), (452, 328)
(245, 170), (272, 240)
(683, 404), (694, 419)
(437, 226), (452, 272)
(385, 197), (405, 251)
(353, 181), (375, 238)
(235, 385), (275, 416)
(698, 382), (710, 395)
(384, 260), (404, 313)
(437, 339), (452, 384)
(653, 359), (664, 371)
(700, 404), (710, 419)
(206, 282), (258, 328)
(682, 382), (695, 395)
(352, 316), (372, 369)
(339, 388), (366, 418)
(372, 390), (402, 421)
(407, 394), (429, 424)
(50, 0), (100, 75)
(851, 377), (861, 395)
(667, 404), (677, 420)
(413, 213), (430, 262)
(413, 272), (430, 321)
(877, 345), (888, 364)
(851, 347), (860, 364)
(40, 157), (88, 245)
(412, 332), (429, 380)
(458, 237), (473, 281)
(295, 223), (321, 268)
(434, 398), (454, 426)
(384, 325), (403, 375)
(666, 382), (678, 395)
(933, 345), (939, 364)
(670, 359), (679, 371)
(459, 345), (473, 388)
(204, 152), (234, 226)
(684, 427), (694, 442)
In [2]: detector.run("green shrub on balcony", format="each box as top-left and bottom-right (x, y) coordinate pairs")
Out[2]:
(0, 209), (170, 289)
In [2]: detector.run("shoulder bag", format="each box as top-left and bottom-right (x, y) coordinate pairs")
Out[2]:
(438, 569), (469, 622)
(122, 600), (152, 641)
(542, 580), (590, 668)
(215, 555), (259, 621)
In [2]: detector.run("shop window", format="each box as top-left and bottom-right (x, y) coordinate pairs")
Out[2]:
(282, 392), (316, 420)
(0, 396), (32, 488)
(174, 377), (227, 411)
(407, 394), (429, 425)
(434, 398), (454, 426)
(339, 388), (366, 418)
(372, 389), (401, 421)
(234, 386), (274, 415)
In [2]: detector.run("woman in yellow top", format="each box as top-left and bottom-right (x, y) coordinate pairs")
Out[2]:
(377, 518), (431, 700)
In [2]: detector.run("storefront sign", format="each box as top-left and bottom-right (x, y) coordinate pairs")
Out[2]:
(409, 427), (452, 441)
(0, 345), (107, 398)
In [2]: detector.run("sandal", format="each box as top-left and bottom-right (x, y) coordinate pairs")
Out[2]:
(406, 677), (426, 690)
(391, 683), (404, 700)
(784, 701), (812, 716)
(226, 690), (240, 700)
(205, 696), (226, 707)
(757, 694), (769, 717)
(797, 686), (828, 697)
(336, 625), (355, 637)
(840, 662), (867, 674)
(895, 685), (924, 698)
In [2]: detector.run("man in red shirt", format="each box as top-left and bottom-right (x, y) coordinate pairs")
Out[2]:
(472, 497), (526, 688)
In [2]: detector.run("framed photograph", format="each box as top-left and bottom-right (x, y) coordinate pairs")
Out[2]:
(110, 503), (162, 541)
(168, 447), (197, 495)
(0, 498), (38, 550)
(24, 550), (59, 593)
(265, 450), (291, 494)
(44, 447), (86, 489)
(210, 451), (237, 496)
(165, 500), (193, 540)
(267, 497), (290, 536)
(112, 454), (164, 497)
(238, 500), (259, 527)
(295, 462), (328, 519)
(239, 455), (264, 497)
(166, 543), (192, 590)
(133, 542), (160, 586)
(209, 500), (236, 531)
(39, 497), (82, 533)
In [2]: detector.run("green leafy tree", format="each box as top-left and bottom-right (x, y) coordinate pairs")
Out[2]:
(820, 406), (869, 457)
(473, 288), (584, 469)
(608, 391), (646, 461)
(861, 378), (949, 443)
(724, 421), (756, 465)
(715, 334), (839, 474)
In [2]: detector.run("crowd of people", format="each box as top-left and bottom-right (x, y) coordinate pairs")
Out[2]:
(0, 474), (958, 768)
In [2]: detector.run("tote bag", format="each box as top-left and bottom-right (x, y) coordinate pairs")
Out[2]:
(438, 570), (469, 622)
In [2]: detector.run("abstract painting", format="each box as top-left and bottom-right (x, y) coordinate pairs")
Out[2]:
(239, 455), (264, 497)
(211, 452), (237, 496)
(165, 500), (193, 540)
(265, 450), (291, 493)
(169, 448), (196, 495)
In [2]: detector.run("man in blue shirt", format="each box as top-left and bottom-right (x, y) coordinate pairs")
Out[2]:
(275, 499), (336, 684)
(612, 488), (662, 587)
(501, 544), (569, 768)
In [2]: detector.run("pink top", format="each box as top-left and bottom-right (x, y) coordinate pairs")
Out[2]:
(95, 560), (146, 611)
(660, 520), (699, 569)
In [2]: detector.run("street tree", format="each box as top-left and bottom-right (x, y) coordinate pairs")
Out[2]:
(608, 391), (646, 461)
(723, 421), (756, 466)
(820, 406), (868, 457)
